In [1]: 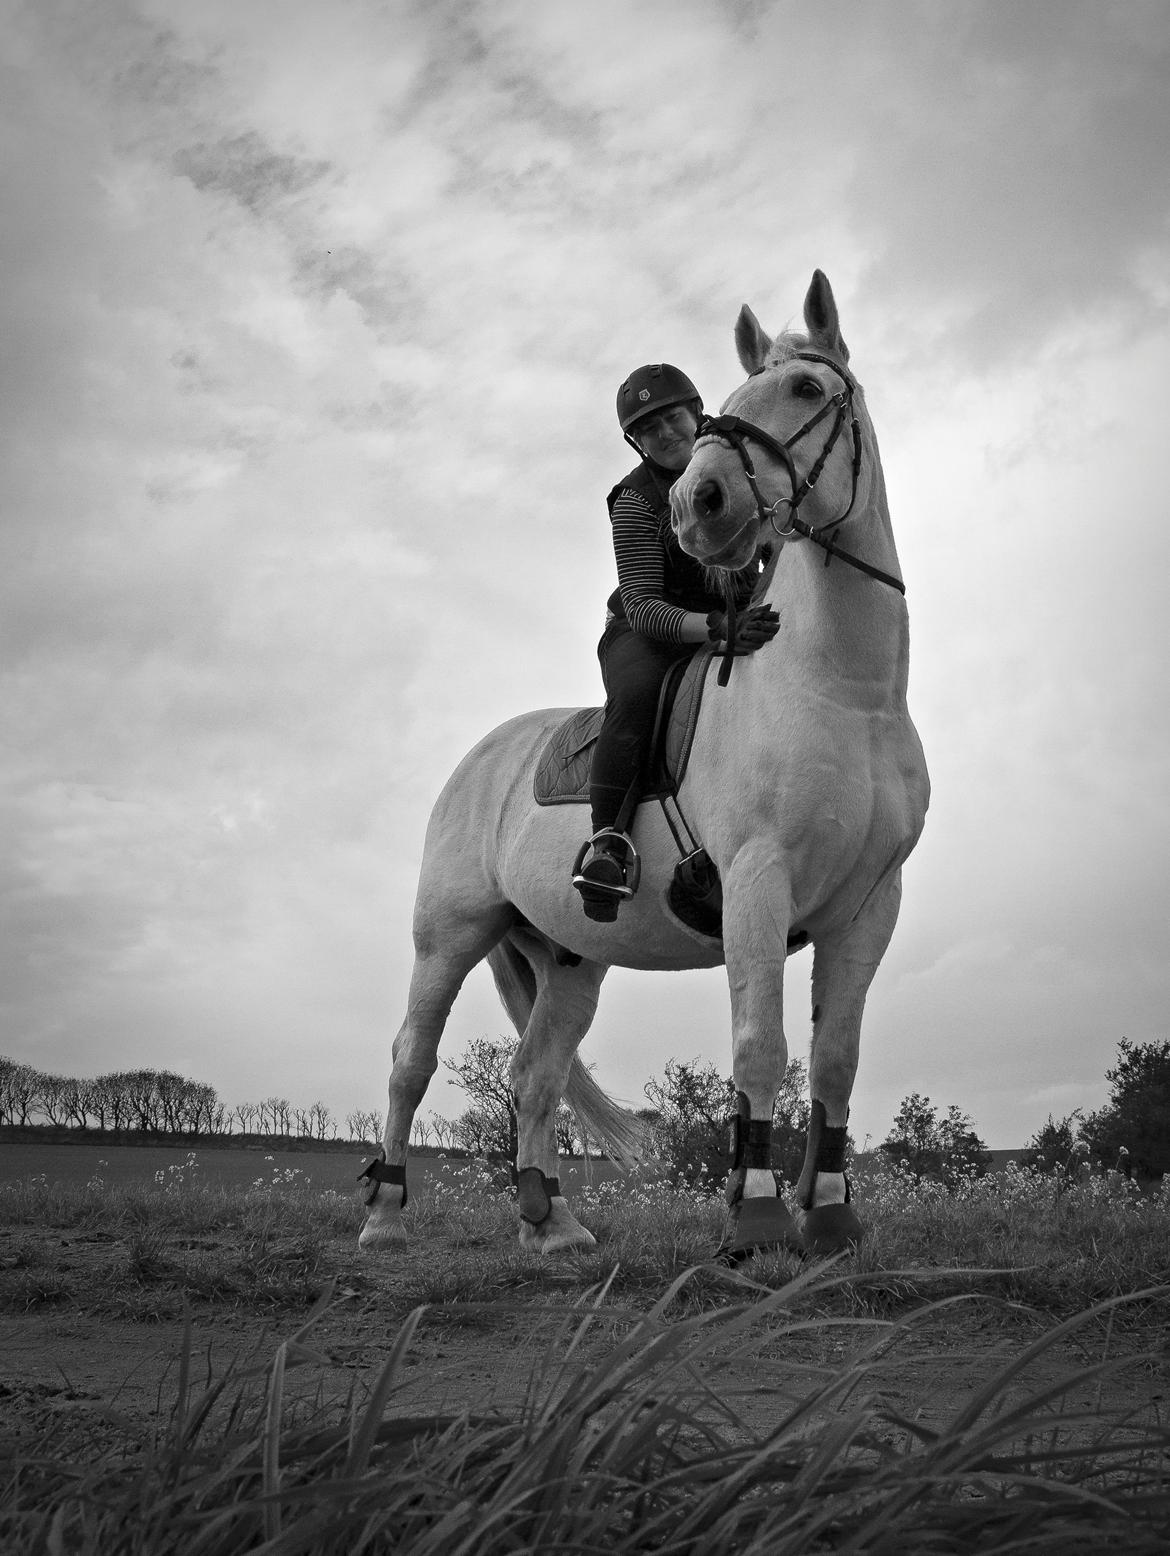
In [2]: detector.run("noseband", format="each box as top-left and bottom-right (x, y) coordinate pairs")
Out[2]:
(694, 352), (905, 596)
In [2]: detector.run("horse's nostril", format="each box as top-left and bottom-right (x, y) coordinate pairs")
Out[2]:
(696, 480), (723, 518)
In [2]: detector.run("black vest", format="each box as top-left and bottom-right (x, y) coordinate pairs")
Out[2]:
(605, 460), (729, 621)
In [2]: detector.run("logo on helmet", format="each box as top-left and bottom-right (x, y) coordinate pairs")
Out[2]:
(638, 388), (650, 402)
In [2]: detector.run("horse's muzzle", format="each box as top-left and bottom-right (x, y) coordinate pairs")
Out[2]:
(671, 458), (756, 565)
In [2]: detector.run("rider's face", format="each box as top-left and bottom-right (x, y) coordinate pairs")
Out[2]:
(632, 403), (699, 471)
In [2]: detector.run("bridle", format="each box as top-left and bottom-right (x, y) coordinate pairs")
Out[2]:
(693, 351), (905, 597)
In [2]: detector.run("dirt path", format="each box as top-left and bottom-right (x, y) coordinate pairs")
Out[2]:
(3, 1223), (1164, 1458)
(1, 1225), (613, 1446)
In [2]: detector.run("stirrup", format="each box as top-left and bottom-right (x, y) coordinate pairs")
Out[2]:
(571, 829), (641, 900)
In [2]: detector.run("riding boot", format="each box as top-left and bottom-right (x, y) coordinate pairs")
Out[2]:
(572, 830), (638, 922)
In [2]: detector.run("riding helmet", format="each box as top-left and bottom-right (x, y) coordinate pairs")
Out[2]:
(616, 363), (702, 433)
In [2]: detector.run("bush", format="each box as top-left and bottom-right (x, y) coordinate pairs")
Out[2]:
(440, 1035), (583, 1161)
(1082, 1038), (1169, 1180)
(880, 1094), (991, 1189)
(642, 1057), (812, 1190)
(1021, 1110), (1085, 1178)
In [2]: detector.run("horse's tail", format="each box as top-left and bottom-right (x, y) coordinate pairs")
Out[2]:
(562, 1053), (648, 1170)
(486, 938), (648, 1171)
(486, 937), (538, 1037)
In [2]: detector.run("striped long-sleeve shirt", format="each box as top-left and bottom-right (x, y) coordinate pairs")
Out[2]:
(607, 484), (757, 645)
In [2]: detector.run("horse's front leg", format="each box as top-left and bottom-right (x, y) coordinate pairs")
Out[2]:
(795, 869), (904, 1254)
(358, 947), (466, 1251)
(719, 852), (804, 1260)
(359, 902), (513, 1252)
(510, 954), (607, 1255)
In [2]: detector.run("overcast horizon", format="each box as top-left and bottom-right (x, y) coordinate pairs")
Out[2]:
(3, 0), (1169, 1153)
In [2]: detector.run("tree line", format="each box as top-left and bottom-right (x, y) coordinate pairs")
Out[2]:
(2, 1036), (1165, 1184)
(0, 1058), (380, 1147)
(439, 1035), (1169, 1188)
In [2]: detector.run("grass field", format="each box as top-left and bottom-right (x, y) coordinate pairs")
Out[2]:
(0, 1139), (620, 1199)
(2, 1144), (1168, 1552)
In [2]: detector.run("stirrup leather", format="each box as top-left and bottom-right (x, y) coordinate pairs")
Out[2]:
(571, 829), (641, 900)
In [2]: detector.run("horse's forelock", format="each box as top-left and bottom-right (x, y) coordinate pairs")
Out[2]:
(763, 329), (858, 391)
(765, 330), (808, 367)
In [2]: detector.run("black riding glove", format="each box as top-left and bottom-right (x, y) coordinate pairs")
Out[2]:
(706, 604), (780, 655)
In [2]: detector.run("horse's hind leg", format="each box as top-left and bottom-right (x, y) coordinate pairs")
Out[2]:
(495, 934), (608, 1255)
(359, 900), (513, 1252)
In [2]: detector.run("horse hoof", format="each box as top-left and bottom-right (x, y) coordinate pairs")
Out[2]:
(716, 1196), (804, 1262)
(801, 1203), (864, 1256)
(358, 1216), (407, 1252)
(519, 1199), (596, 1254)
(527, 1226), (597, 1254)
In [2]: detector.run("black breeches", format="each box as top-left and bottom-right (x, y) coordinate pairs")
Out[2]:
(590, 620), (685, 832)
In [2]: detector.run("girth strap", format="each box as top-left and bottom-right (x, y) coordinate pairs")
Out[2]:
(357, 1150), (408, 1208)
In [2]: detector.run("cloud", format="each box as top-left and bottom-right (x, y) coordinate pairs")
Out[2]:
(836, 2), (1170, 361)
(2, 0), (1168, 1150)
(172, 130), (332, 213)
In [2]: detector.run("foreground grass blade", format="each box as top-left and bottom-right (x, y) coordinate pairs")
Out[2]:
(343, 1303), (428, 1478)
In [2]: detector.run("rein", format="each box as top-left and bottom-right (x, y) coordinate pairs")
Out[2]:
(695, 352), (906, 598)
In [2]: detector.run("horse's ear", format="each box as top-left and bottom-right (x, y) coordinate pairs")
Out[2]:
(804, 270), (850, 363)
(735, 304), (772, 374)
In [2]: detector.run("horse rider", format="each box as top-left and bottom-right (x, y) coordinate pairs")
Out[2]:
(572, 363), (780, 921)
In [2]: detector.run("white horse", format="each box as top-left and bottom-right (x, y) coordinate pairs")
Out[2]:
(359, 271), (929, 1258)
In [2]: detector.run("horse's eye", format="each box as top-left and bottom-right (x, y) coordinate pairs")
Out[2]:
(793, 376), (822, 399)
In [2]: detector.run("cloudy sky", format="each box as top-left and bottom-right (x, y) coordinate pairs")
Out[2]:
(3, 0), (1168, 1152)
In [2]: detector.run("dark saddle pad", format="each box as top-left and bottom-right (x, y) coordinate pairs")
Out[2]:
(533, 645), (717, 807)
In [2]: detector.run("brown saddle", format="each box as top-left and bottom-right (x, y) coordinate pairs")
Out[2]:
(533, 645), (717, 808)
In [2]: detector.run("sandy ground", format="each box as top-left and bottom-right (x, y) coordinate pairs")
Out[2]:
(2, 1222), (1165, 1460)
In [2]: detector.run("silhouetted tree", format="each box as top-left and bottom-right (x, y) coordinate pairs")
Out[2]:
(90, 1074), (126, 1132)
(346, 1108), (382, 1145)
(1021, 1111), (1085, 1178)
(444, 1036), (516, 1149)
(443, 1036), (517, 1158)
(305, 1101), (334, 1140)
(881, 1094), (990, 1188)
(1083, 1038), (1169, 1179)
(258, 1097), (293, 1140)
(34, 1072), (70, 1126)
(554, 1103), (579, 1157)
(427, 1112), (459, 1150)
(0, 1058), (39, 1126)
(643, 1059), (732, 1188)
(411, 1116), (433, 1148)
(58, 1077), (95, 1129)
(235, 1102), (261, 1136)
(443, 1035), (582, 1159)
(121, 1070), (162, 1133)
(643, 1056), (814, 1190)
